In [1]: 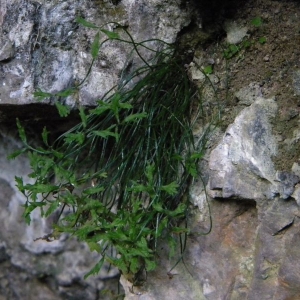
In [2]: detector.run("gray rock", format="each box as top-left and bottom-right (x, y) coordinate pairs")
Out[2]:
(0, 37), (15, 62)
(235, 82), (263, 106)
(224, 20), (248, 44)
(0, 0), (190, 108)
(0, 129), (120, 299)
(292, 184), (300, 206)
(0, 1), (192, 298)
(2, 1), (300, 299)
(0, 242), (9, 263)
(292, 69), (300, 96)
(275, 171), (299, 199)
(208, 97), (278, 201)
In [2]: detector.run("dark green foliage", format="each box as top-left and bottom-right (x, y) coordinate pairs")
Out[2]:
(259, 37), (266, 44)
(223, 17), (267, 60)
(251, 16), (263, 27)
(10, 19), (213, 280)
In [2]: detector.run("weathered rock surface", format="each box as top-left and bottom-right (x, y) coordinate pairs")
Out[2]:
(0, 0), (190, 113)
(209, 96), (278, 200)
(0, 0), (192, 298)
(224, 20), (248, 45)
(1, 0), (300, 299)
(0, 130), (122, 299)
(121, 94), (300, 299)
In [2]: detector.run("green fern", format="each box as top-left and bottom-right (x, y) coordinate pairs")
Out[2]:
(10, 18), (217, 281)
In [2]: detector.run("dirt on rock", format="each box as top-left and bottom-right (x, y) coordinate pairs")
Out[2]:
(180, 0), (300, 171)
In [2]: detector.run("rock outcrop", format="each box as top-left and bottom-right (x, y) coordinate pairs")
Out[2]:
(1, 0), (300, 299)
(0, 0), (189, 111)
(0, 0), (190, 298)
(121, 93), (300, 300)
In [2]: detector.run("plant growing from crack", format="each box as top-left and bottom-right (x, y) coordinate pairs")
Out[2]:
(9, 17), (215, 282)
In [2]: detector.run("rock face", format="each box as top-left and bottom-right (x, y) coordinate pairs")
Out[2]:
(0, 130), (122, 299)
(0, 0), (189, 111)
(121, 94), (300, 300)
(0, 0), (191, 299)
(209, 97), (278, 200)
(2, 0), (300, 299)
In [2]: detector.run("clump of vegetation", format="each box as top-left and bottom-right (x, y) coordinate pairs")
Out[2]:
(10, 18), (213, 282)
(223, 17), (266, 60)
(251, 16), (263, 27)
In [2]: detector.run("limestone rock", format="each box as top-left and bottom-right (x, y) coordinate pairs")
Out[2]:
(224, 20), (248, 45)
(123, 93), (300, 299)
(0, 0), (190, 111)
(235, 82), (263, 106)
(0, 130), (121, 299)
(293, 69), (300, 96)
(0, 36), (15, 62)
(0, 1), (191, 298)
(208, 96), (279, 200)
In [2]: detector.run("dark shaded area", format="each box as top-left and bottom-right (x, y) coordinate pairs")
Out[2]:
(0, 104), (80, 141)
(176, 0), (250, 60)
(192, 0), (250, 24)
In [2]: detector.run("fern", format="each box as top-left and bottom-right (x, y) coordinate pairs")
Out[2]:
(10, 18), (218, 281)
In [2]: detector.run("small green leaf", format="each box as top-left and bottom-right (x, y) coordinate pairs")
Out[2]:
(92, 128), (119, 140)
(145, 164), (155, 183)
(33, 88), (52, 101)
(251, 17), (263, 27)
(56, 88), (75, 98)
(7, 149), (26, 160)
(15, 176), (25, 192)
(24, 183), (59, 194)
(84, 256), (105, 279)
(203, 65), (213, 75)
(223, 44), (240, 59)
(90, 103), (110, 115)
(79, 107), (87, 128)
(42, 127), (49, 146)
(129, 257), (140, 274)
(91, 32), (100, 59)
(172, 154), (183, 161)
(190, 152), (203, 160)
(22, 203), (32, 224)
(83, 186), (105, 195)
(145, 259), (156, 271)
(152, 202), (164, 212)
(124, 112), (147, 123)
(52, 150), (64, 159)
(119, 102), (133, 110)
(88, 242), (102, 253)
(259, 36), (266, 44)
(55, 102), (71, 117)
(129, 183), (148, 193)
(16, 118), (27, 144)
(161, 182), (178, 196)
(64, 132), (85, 145)
(44, 201), (60, 218)
(93, 171), (108, 179)
(243, 40), (251, 49)
(229, 44), (239, 53)
(76, 17), (99, 29)
(23, 202), (47, 223)
(100, 29), (119, 39)
(168, 203), (187, 217)
(171, 226), (190, 234)
(111, 93), (121, 122)
(186, 162), (197, 177)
